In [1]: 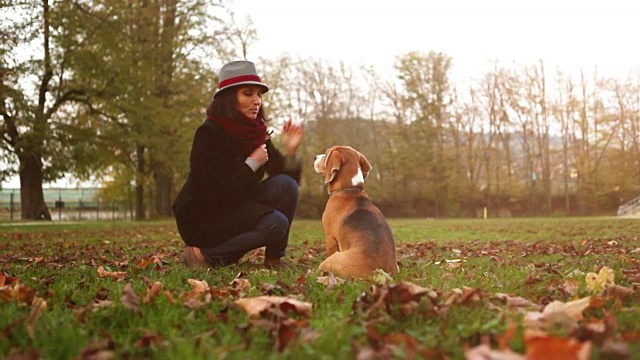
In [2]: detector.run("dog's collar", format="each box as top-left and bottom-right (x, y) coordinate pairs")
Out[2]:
(329, 187), (364, 196)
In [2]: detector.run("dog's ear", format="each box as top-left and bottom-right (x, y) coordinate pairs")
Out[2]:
(324, 151), (342, 184)
(359, 153), (372, 179)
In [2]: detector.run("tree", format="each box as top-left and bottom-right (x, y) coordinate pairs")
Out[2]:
(0, 0), (92, 220)
(394, 51), (454, 216)
(68, 0), (227, 219)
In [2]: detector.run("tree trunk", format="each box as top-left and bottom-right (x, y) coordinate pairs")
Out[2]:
(135, 145), (146, 220)
(19, 152), (51, 220)
(154, 172), (173, 217)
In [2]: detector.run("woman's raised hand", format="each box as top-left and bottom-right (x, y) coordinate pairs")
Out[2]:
(281, 120), (304, 156)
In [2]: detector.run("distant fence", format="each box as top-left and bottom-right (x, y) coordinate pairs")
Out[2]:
(0, 188), (132, 222)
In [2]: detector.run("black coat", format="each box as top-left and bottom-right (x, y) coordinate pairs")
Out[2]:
(172, 119), (301, 248)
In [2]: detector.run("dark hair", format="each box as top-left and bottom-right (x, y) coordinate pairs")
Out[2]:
(206, 86), (268, 122)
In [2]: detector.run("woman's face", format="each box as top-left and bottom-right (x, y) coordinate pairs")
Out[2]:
(236, 85), (263, 120)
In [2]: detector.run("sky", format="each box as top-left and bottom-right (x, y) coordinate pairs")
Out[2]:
(3, 0), (640, 189)
(231, 0), (640, 82)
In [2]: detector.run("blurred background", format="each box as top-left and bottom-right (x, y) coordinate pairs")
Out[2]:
(2, 0), (640, 221)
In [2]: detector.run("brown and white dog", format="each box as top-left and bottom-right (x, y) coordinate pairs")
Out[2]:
(313, 146), (398, 278)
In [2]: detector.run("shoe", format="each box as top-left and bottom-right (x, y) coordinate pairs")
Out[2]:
(263, 257), (293, 270)
(182, 246), (209, 268)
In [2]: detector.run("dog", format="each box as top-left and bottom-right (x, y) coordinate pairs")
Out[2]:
(313, 146), (398, 278)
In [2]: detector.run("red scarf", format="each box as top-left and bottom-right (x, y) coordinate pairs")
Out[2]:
(207, 115), (268, 156)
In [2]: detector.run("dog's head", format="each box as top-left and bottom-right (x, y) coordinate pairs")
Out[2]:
(314, 146), (372, 193)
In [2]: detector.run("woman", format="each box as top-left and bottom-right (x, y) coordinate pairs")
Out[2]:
(172, 60), (303, 269)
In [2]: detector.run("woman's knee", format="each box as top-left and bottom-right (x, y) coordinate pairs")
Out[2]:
(273, 174), (299, 199)
(257, 210), (289, 239)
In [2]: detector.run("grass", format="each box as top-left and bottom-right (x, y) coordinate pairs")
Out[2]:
(1, 217), (639, 359)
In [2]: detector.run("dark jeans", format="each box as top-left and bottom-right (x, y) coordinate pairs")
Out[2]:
(201, 174), (299, 266)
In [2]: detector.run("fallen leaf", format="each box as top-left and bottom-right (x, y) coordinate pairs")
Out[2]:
(120, 283), (140, 312)
(143, 282), (163, 304)
(0, 281), (37, 305)
(275, 318), (300, 351)
(164, 290), (175, 304)
(354, 343), (394, 360)
(445, 287), (482, 306)
(464, 343), (525, 360)
(601, 284), (634, 299)
(26, 297), (47, 339)
(543, 296), (592, 321)
(135, 330), (168, 348)
(187, 279), (209, 295)
(498, 322), (517, 351)
(76, 337), (115, 360)
(621, 330), (640, 343)
(228, 274), (251, 298)
(524, 329), (592, 360)
(136, 255), (163, 270)
(622, 269), (640, 283)
(92, 299), (113, 311)
(235, 296), (312, 318)
(494, 293), (543, 312)
(316, 272), (345, 290)
(600, 338), (630, 358)
(97, 266), (126, 281)
(561, 279), (580, 296)
(585, 266), (614, 293)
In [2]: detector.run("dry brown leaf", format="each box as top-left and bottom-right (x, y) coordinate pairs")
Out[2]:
(524, 296), (592, 330)
(316, 273), (345, 290)
(164, 290), (175, 304)
(601, 284), (634, 299)
(621, 330), (640, 343)
(464, 343), (525, 360)
(498, 322), (517, 351)
(142, 282), (163, 304)
(395, 281), (435, 298)
(355, 344), (394, 360)
(136, 255), (163, 270)
(0, 281), (37, 305)
(228, 275), (251, 298)
(444, 287), (481, 306)
(524, 329), (592, 360)
(542, 296), (592, 321)
(92, 299), (113, 311)
(96, 266), (126, 281)
(494, 293), (543, 312)
(135, 331), (168, 348)
(459, 286), (482, 304)
(187, 279), (209, 294)
(561, 279), (580, 296)
(275, 318), (299, 352)
(120, 283), (140, 312)
(600, 338), (630, 358)
(622, 269), (640, 283)
(76, 337), (115, 360)
(26, 297), (47, 339)
(184, 298), (206, 310)
(235, 296), (312, 318)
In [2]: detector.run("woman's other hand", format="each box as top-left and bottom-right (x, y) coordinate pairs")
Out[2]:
(281, 120), (304, 156)
(249, 144), (268, 165)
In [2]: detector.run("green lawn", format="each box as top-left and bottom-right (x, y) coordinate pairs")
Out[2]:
(1, 217), (638, 359)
